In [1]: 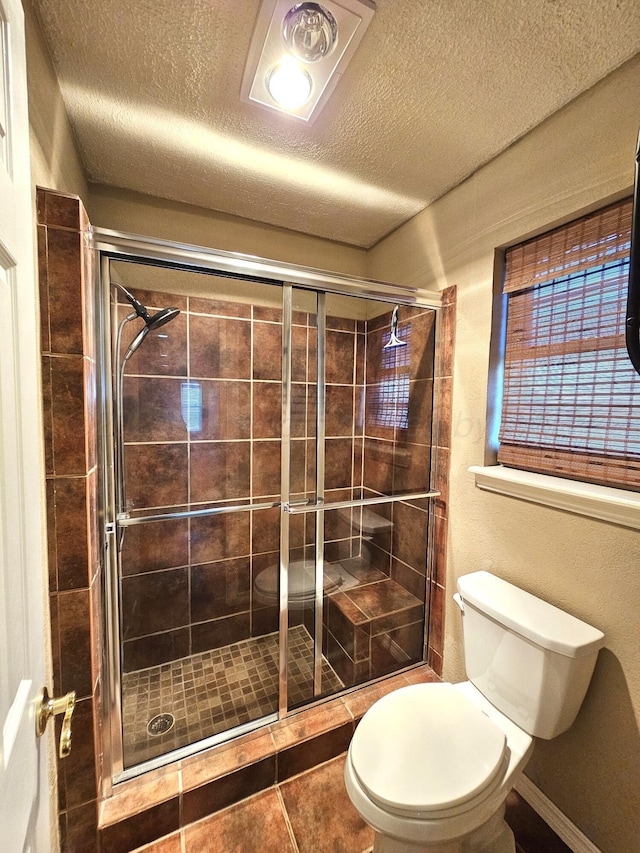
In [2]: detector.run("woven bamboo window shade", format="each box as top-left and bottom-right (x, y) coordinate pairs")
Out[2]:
(498, 197), (640, 490)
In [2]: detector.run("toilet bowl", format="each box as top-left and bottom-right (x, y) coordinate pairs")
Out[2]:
(344, 571), (605, 853)
(253, 559), (344, 610)
(344, 681), (533, 852)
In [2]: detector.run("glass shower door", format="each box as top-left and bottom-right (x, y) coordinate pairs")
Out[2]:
(107, 260), (286, 771)
(281, 286), (437, 709)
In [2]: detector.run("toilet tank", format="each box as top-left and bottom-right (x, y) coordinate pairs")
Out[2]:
(456, 571), (605, 739)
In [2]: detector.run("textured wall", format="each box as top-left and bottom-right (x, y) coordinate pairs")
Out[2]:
(367, 54), (640, 852)
(87, 185), (368, 277)
(24, 0), (87, 198)
(25, 4), (90, 847)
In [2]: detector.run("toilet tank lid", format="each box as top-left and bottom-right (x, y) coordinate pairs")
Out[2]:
(457, 572), (605, 658)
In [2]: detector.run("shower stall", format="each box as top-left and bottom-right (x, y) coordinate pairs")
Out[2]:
(97, 231), (440, 781)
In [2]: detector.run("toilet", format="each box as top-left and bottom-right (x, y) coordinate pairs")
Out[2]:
(253, 559), (344, 610)
(344, 571), (605, 853)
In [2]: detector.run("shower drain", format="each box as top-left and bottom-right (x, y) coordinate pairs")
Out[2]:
(147, 713), (175, 736)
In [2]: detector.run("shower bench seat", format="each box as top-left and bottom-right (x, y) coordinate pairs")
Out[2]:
(325, 557), (425, 688)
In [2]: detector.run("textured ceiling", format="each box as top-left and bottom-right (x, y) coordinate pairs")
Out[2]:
(32, 0), (640, 247)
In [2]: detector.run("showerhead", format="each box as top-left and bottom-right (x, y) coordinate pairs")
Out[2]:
(122, 307), (181, 361)
(147, 306), (181, 330)
(112, 282), (181, 362)
(124, 325), (150, 361)
(383, 305), (408, 349)
(123, 306), (181, 360)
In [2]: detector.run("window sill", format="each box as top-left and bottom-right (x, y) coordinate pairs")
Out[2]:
(468, 465), (640, 531)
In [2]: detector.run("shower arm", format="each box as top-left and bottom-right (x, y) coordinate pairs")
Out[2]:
(112, 280), (150, 323)
(114, 310), (137, 548)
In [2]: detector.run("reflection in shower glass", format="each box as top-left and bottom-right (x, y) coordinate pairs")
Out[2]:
(181, 381), (202, 433)
(286, 294), (435, 705)
(372, 321), (410, 429)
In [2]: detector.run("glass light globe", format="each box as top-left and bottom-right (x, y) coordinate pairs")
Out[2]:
(266, 58), (313, 110)
(283, 2), (337, 63)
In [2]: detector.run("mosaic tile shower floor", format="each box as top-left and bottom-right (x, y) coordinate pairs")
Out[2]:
(122, 625), (344, 767)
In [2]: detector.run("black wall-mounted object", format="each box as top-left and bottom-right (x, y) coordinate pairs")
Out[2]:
(626, 131), (640, 376)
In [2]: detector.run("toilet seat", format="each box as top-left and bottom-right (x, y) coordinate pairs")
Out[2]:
(349, 683), (508, 819)
(254, 560), (341, 605)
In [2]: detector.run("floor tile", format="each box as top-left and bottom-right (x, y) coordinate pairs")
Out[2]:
(131, 833), (182, 853)
(279, 755), (374, 853)
(184, 788), (296, 853)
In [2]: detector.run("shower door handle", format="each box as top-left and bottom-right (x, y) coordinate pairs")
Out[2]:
(283, 490), (440, 514)
(35, 686), (76, 758)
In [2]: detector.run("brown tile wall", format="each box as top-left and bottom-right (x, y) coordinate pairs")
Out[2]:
(37, 188), (102, 851)
(120, 298), (444, 680)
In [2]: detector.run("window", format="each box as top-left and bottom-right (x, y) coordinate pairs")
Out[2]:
(498, 198), (640, 491)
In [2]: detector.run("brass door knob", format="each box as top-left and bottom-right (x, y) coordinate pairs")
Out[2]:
(36, 687), (76, 758)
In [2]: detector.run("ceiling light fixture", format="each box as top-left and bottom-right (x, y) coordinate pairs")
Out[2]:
(242, 0), (375, 122)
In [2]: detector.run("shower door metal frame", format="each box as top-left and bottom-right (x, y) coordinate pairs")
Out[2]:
(313, 292), (327, 697)
(93, 227), (442, 790)
(279, 286), (329, 715)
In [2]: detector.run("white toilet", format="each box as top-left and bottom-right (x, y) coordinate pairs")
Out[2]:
(253, 560), (343, 610)
(344, 571), (605, 853)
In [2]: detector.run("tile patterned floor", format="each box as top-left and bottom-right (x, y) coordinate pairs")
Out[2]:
(130, 755), (569, 853)
(136, 754), (372, 853)
(122, 626), (344, 767)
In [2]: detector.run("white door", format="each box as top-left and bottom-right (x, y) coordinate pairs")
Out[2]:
(0, 0), (52, 850)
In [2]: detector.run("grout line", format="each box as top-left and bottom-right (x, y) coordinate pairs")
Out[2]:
(275, 785), (301, 853)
